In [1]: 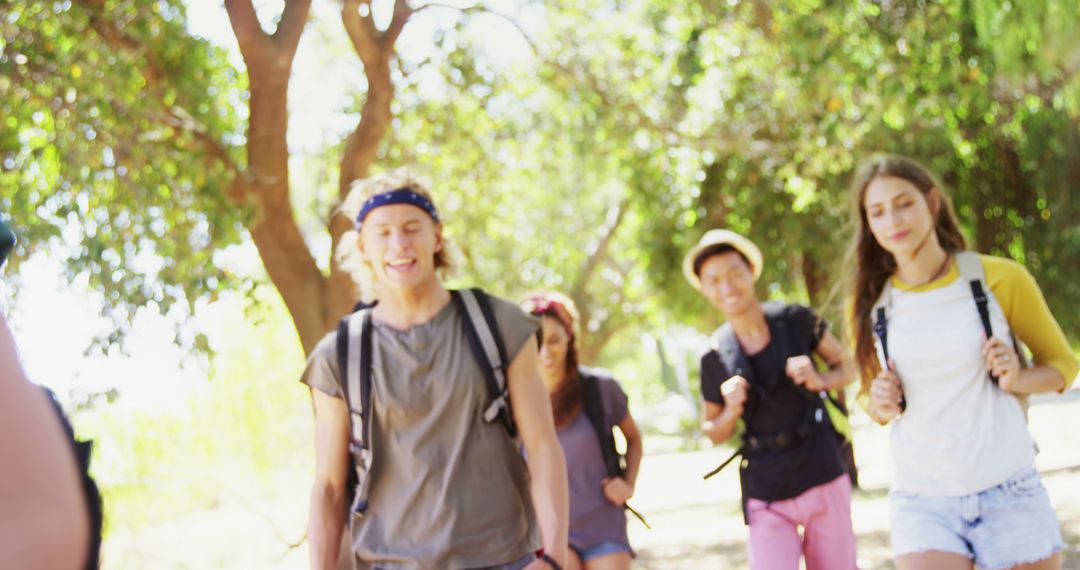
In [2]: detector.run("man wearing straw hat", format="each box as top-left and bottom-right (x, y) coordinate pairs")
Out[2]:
(685, 229), (858, 570)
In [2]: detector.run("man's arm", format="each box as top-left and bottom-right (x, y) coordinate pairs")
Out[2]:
(0, 314), (90, 569)
(814, 331), (856, 390)
(701, 400), (740, 444)
(700, 374), (748, 446)
(508, 340), (569, 568)
(308, 389), (352, 570)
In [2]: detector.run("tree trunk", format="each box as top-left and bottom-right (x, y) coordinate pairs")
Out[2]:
(226, 0), (338, 355)
(328, 48), (397, 325)
(243, 70), (331, 354)
(325, 0), (414, 328)
(800, 251), (828, 306)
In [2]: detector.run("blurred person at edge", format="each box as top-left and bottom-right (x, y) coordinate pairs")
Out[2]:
(0, 217), (101, 569)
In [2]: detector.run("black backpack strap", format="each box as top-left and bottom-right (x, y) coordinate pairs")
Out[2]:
(873, 307), (890, 365)
(450, 288), (517, 438)
(580, 369), (650, 529)
(956, 251), (1002, 385)
(775, 305), (847, 412)
(872, 293), (907, 412)
(712, 324), (763, 415)
(336, 309), (375, 517)
(703, 449), (742, 480)
(580, 372), (622, 477)
(335, 318), (352, 416)
(770, 309), (797, 372)
(359, 311), (374, 450)
(337, 310), (374, 451)
(970, 279), (994, 339)
(703, 324), (755, 481)
(969, 279), (998, 386)
(712, 324), (752, 384)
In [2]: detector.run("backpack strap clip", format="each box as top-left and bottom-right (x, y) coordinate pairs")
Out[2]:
(451, 288), (517, 436)
(871, 286), (907, 412)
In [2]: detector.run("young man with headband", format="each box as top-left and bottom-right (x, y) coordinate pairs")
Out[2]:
(302, 170), (569, 570)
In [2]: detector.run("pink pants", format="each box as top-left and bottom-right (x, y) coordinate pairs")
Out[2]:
(746, 474), (857, 570)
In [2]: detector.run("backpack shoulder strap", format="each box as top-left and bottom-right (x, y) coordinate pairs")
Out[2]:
(711, 323), (753, 384)
(956, 251), (994, 341)
(336, 308), (376, 517)
(769, 305), (800, 361)
(869, 282), (907, 410)
(579, 369), (622, 478)
(336, 309), (374, 453)
(450, 288), (517, 437)
(956, 251), (1033, 384)
(579, 369), (650, 528)
(871, 281), (893, 370)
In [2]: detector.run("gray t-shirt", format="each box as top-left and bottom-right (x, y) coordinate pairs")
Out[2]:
(301, 294), (541, 570)
(558, 372), (630, 551)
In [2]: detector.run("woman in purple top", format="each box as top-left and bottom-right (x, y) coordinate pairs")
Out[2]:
(523, 292), (643, 570)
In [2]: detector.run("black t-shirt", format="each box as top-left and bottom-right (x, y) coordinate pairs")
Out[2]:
(700, 303), (845, 503)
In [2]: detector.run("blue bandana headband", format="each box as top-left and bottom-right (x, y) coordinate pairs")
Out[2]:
(354, 188), (440, 228)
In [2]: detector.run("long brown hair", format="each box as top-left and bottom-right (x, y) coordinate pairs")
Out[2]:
(546, 332), (583, 427)
(523, 292), (583, 426)
(845, 154), (968, 395)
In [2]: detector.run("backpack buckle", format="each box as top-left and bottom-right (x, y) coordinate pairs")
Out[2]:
(483, 394), (509, 423)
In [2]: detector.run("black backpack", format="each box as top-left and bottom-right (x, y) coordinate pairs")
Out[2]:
(578, 367), (649, 528)
(333, 288), (514, 518)
(702, 303), (846, 480)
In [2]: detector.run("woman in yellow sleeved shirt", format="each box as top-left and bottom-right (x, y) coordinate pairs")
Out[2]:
(846, 154), (1076, 570)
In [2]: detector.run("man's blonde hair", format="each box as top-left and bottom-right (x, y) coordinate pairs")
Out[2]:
(335, 168), (455, 302)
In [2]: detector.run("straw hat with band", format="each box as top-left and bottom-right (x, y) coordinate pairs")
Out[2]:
(682, 229), (764, 290)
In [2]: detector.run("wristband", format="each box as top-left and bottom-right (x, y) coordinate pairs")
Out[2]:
(539, 552), (563, 570)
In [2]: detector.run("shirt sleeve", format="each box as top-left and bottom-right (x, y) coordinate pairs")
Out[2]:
(983, 255), (1079, 390)
(600, 376), (629, 428)
(700, 351), (727, 405)
(787, 303), (829, 353)
(300, 331), (344, 399)
(487, 294), (542, 364)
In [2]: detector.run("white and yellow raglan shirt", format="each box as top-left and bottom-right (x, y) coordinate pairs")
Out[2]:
(875, 254), (1078, 497)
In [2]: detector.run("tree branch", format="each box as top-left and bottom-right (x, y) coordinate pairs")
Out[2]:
(578, 279), (630, 362)
(751, 0), (775, 40)
(77, 0), (243, 178)
(343, 0), (382, 67)
(224, 0), (273, 60)
(272, 0), (313, 54)
(553, 49), (775, 156)
(152, 107), (242, 174)
(412, 2), (540, 55)
(571, 197), (628, 303)
(383, 0), (413, 49)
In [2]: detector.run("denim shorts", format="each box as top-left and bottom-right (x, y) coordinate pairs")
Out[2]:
(889, 465), (1063, 570)
(572, 541), (633, 562)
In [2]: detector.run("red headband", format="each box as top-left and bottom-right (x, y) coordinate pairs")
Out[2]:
(524, 295), (575, 338)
